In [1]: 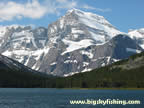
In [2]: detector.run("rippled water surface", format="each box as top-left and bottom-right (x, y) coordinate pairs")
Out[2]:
(0, 88), (143, 108)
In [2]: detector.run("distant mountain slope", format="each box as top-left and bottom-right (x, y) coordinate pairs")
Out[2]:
(0, 54), (34, 72)
(53, 52), (144, 88)
(0, 54), (53, 88)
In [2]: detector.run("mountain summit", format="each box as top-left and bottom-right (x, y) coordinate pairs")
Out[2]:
(48, 8), (121, 44)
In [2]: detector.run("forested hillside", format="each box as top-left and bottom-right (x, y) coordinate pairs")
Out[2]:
(1, 52), (144, 88)
(54, 52), (144, 88)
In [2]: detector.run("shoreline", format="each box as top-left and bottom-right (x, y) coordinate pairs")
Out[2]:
(0, 88), (144, 90)
(61, 88), (144, 90)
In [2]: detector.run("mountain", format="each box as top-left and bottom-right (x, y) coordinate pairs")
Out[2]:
(128, 28), (144, 48)
(0, 9), (143, 76)
(37, 9), (142, 76)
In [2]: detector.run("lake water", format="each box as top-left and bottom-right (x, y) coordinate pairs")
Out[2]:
(0, 88), (143, 108)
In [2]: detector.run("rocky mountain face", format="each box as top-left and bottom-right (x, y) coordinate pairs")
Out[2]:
(0, 54), (36, 73)
(38, 34), (143, 76)
(0, 25), (48, 70)
(0, 9), (143, 76)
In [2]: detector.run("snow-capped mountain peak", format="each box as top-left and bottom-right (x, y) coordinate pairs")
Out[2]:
(48, 8), (121, 46)
(128, 28), (144, 48)
(128, 28), (144, 38)
(66, 9), (118, 28)
(67, 8), (104, 19)
(67, 9), (120, 41)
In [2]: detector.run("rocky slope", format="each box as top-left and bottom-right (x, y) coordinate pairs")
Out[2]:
(38, 34), (143, 76)
(0, 25), (48, 70)
(0, 54), (35, 73)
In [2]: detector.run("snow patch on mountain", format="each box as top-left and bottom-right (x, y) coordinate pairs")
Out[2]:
(0, 26), (7, 37)
(71, 28), (84, 34)
(50, 62), (57, 66)
(63, 67), (92, 77)
(82, 68), (92, 72)
(80, 50), (93, 59)
(62, 39), (94, 55)
(83, 62), (89, 67)
(64, 60), (78, 64)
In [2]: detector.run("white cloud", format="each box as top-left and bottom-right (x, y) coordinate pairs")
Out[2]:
(0, 0), (47, 21)
(55, 1), (77, 9)
(0, 0), (111, 22)
(82, 4), (111, 12)
(56, 0), (68, 3)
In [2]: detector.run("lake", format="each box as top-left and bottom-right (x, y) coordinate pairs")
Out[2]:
(0, 88), (143, 108)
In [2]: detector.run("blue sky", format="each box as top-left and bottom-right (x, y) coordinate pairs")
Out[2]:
(0, 0), (144, 32)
